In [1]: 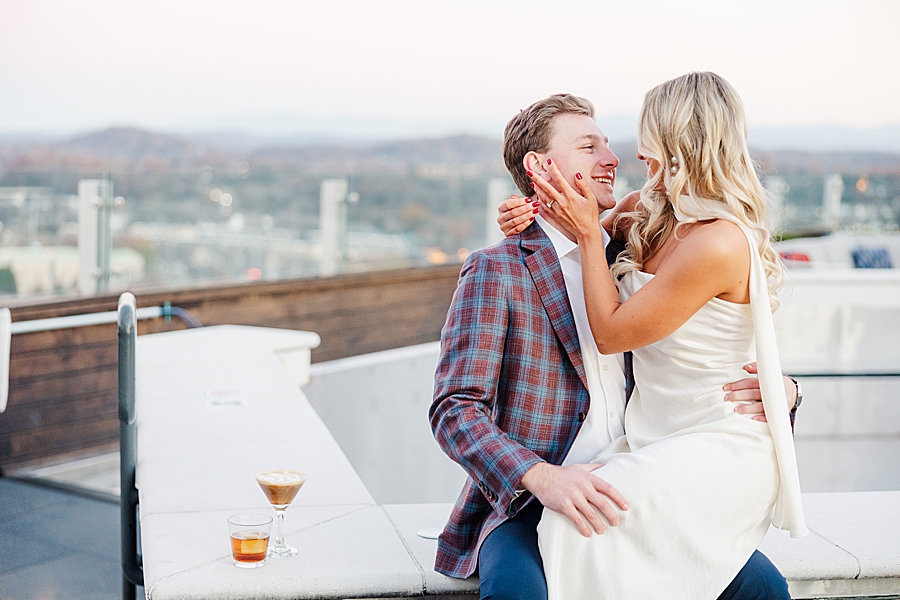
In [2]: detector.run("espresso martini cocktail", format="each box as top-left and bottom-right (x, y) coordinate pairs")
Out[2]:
(255, 470), (307, 557)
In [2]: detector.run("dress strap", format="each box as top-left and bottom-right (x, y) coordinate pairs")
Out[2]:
(674, 197), (808, 537)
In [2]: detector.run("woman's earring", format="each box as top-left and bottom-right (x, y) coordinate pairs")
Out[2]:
(670, 156), (678, 175)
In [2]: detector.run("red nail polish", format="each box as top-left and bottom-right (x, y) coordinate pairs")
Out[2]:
(530, 217), (535, 222)
(532, 208), (539, 214)
(532, 201), (539, 207)
(526, 170), (533, 177)
(546, 158), (552, 165)
(529, 182), (535, 188)
(575, 172), (582, 180)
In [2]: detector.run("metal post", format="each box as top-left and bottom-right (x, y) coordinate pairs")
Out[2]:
(78, 179), (113, 295)
(822, 174), (844, 231)
(319, 179), (348, 276)
(118, 293), (143, 598)
(1, 308), (9, 414)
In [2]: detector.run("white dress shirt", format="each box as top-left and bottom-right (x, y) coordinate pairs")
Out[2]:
(535, 215), (627, 465)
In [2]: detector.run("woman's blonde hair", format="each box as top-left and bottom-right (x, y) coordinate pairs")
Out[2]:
(611, 71), (784, 310)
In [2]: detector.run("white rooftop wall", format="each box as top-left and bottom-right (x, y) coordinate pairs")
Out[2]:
(777, 270), (900, 374)
(304, 343), (467, 505)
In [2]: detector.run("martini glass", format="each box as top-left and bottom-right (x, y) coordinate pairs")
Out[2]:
(254, 470), (307, 558)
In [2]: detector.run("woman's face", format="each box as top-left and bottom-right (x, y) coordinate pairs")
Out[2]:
(637, 152), (666, 192)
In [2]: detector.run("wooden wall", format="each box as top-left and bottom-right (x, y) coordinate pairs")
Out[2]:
(0, 265), (462, 473)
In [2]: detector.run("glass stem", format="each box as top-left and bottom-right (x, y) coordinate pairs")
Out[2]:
(275, 508), (286, 547)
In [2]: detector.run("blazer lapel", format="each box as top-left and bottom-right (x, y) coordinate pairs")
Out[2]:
(520, 223), (588, 391)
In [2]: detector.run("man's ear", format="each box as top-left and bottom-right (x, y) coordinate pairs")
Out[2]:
(523, 151), (545, 174)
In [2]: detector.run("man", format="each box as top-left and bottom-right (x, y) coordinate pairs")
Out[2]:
(430, 94), (797, 600)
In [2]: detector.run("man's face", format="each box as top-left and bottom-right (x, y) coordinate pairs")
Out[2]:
(542, 113), (619, 211)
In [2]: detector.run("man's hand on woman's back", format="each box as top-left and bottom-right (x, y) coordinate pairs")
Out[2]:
(724, 362), (799, 422)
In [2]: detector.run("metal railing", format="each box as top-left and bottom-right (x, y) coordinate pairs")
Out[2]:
(1, 308), (8, 413)
(791, 372), (900, 378)
(9, 301), (202, 335)
(0, 301), (202, 416)
(118, 293), (143, 600)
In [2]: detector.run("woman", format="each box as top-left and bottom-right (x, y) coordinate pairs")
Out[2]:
(502, 72), (806, 599)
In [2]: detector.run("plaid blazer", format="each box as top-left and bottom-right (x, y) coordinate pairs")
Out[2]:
(430, 222), (633, 579)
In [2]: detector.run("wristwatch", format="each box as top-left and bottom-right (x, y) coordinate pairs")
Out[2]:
(788, 377), (803, 409)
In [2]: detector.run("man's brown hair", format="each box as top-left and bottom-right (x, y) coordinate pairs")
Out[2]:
(502, 94), (595, 196)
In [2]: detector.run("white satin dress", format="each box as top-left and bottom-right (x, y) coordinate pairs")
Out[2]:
(537, 218), (806, 600)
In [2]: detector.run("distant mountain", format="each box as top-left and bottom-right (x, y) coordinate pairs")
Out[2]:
(1, 126), (898, 176)
(753, 149), (900, 175)
(3, 114), (900, 154)
(61, 127), (206, 163)
(370, 135), (501, 164)
(183, 130), (302, 152)
(245, 134), (506, 176)
(179, 111), (505, 147)
(749, 125), (900, 153)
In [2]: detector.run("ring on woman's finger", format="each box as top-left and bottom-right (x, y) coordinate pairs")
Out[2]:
(547, 200), (555, 208)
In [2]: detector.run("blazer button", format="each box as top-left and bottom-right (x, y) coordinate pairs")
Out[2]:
(577, 412), (586, 422)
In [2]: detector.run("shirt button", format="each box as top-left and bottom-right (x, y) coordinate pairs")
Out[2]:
(577, 412), (586, 422)
(603, 364), (609, 371)
(609, 411), (615, 419)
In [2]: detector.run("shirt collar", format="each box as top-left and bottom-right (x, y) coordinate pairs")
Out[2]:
(535, 214), (609, 260)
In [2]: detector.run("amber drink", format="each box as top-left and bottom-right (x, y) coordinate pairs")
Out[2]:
(227, 514), (272, 568)
(230, 532), (269, 563)
(255, 470), (307, 558)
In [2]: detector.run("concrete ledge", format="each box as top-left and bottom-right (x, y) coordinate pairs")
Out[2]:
(144, 506), (424, 600)
(136, 326), (900, 600)
(760, 528), (859, 583)
(382, 504), (479, 597)
(789, 578), (900, 599)
(804, 491), (900, 580)
(760, 491), (900, 598)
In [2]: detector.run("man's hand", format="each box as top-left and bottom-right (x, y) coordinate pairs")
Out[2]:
(724, 362), (798, 422)
(519, 462), (628, 538)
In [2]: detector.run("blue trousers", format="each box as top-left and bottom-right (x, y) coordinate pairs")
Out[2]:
(477, 501), (790, 600)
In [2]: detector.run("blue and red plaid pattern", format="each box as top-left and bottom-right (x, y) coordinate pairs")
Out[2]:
(430, 222), (592, 579)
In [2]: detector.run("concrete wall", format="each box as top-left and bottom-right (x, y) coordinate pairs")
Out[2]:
(776, 269), (900, 374)
(303, 342), (467, 505)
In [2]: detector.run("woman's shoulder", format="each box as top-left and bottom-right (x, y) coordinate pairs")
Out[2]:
(678, 219), (750, 268)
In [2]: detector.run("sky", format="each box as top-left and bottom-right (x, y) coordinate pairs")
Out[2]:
(1, 0), (899, 141)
